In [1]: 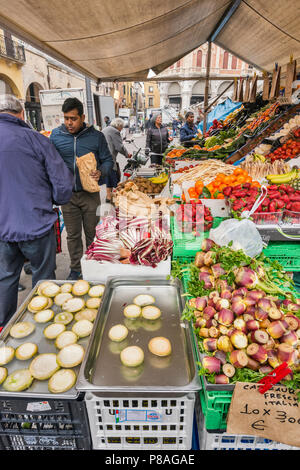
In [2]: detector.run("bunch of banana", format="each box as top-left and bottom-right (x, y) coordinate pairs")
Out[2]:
(266, 168), (299, 184)
(149, 173), (168, 184)
(253, 153), (266, 162)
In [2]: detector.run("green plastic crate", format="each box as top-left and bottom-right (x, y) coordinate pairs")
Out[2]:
(199, 383), (233, 432)
(171, 216), (223, 259)
(263, 242), (300, 272)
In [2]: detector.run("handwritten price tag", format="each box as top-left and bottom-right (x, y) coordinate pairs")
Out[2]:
(227, 382), (300, 448)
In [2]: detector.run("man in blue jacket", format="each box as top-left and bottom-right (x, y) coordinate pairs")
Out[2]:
(180, 111), (198, 143)
(0, 94), (73, 327)
(50, 97), (113, 280)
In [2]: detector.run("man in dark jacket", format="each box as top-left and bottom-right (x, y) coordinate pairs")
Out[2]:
(180, 111), (198, 143)
(0, 94), (73, 327)
(50, 97), (113, 280)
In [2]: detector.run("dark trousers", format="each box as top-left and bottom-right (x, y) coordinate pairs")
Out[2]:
(61, 191), (100, 272)
(150, 153), (163, 165)
(0, 229), (56, 327)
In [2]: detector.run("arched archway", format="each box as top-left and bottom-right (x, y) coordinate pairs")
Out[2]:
(217, 81), (233, 99)
(0, 73), (22, 98)
(168, 82), (181, 110)
(25, 82), (44, 130)
(191, 81), (209, 105)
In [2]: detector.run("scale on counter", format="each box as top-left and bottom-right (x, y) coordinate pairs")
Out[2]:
(257, 224), (300, 242)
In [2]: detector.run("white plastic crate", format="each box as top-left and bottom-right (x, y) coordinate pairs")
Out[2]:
(81, 255), (171, 282)
(85, 393), (195, 450)
(195, 396), (299, 451)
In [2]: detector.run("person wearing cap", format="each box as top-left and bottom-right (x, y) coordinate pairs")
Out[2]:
(146, 113), (172, 165)
(0, 94), (73, 327)
(180, 111), (198, 143)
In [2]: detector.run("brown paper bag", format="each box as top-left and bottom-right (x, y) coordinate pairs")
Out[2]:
(76, 152), (100, 193)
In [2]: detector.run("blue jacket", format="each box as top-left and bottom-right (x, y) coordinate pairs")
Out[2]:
(180, 122), (198, 142)
(50, 123), (113, 192)
(0, 113), (73, 242)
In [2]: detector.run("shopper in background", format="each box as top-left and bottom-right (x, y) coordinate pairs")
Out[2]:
(0, 94), (73, 327)
(50, 97), (113, 281)
(146, 113), (172, 165)
(104, 115), (111, 127)
(172, 118), (180, 137)
(180, 111), (198, 143)
(101, 118), (132, 203)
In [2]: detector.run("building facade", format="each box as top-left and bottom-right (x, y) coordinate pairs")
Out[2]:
(157, 43), (255, 114)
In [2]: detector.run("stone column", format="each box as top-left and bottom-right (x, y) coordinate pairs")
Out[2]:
(158, 82), (169, 108)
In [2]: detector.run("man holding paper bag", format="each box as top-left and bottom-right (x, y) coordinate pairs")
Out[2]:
(51, 98), (113, 280)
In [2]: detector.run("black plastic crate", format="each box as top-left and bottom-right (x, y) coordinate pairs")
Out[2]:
(0, 395), (91, 449)
(0, 433), (91, 450)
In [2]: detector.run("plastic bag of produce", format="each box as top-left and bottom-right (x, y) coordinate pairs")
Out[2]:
(208, 218), (263, 258)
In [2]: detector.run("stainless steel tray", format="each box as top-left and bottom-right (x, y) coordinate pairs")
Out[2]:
(77, 276), (201, 394)
(0, 279), (103, 400)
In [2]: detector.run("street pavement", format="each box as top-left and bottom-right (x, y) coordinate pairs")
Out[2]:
(17, 131), (148, 306)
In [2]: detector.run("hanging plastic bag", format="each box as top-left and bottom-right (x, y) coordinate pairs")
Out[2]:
(208, 186), (268, 258)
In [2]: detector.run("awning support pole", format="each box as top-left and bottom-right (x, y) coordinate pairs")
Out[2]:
(85, 77), (94, 125)
(202, 40), (212, 135)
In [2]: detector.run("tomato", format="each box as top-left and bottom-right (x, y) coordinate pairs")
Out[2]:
(217, 193), (225, 199)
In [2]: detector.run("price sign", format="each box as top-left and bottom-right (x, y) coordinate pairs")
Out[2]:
(227, 382), (300, 447)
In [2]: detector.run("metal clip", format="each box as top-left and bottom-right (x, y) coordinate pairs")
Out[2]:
(258, 362), (292, 394)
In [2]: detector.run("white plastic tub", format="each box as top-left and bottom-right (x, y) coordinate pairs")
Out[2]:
(81, 256), (171, 282)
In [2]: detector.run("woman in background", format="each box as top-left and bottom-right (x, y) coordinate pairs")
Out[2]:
(146, 113), (172, 166)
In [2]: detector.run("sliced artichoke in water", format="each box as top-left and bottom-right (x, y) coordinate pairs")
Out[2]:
(133, 294), (155, 307)
(54, 312), (74, 325)
(85, 297), (101, 310)
(15, 342), (38, 361)
(108, 324), (128, 342)
(62, 297), (85, 313)
(123, 304), (142, 319)
(10, 322), (35, 339)
(41, 282), (61, 298)
(55, 331), (78, 350)
(88, 284), (105, 298)
(37, 281), (53, 297)
(148, 337), (172, 357)
(57, 344), (85, 368)
(74, 309), (97, 322)
(3, 369), (34, 392)
(60, 283), (73, 293)
(72, 280), (90, 296)
(28, 296), (48, 312)
(34, 309), (54, 324)
(29, 353), (60, 380)
(48, 369), (77, 394)
(0, 346), (15, 365)
(72, 319), (93, 338)
(44, 322), (66, 339)
(0, 367), (8, 385)
(54, 292), (73, 307)
(120, 346), (144, 367)
(141, 305), (161, 320)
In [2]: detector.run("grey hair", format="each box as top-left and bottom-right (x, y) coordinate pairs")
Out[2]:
(151, 113), (162, 124)
(110, 117), (125, 129)
(0, 94), (23, 114)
